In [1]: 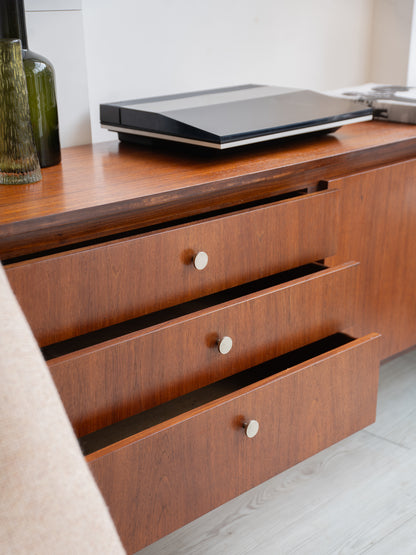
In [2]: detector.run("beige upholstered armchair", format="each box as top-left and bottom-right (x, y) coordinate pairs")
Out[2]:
(0, 264), (125, 554)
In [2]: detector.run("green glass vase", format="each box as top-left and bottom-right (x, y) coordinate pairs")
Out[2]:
(0, 38), (41, 185)
(24, 51), (61, 167)
(0, 0), (61, 168)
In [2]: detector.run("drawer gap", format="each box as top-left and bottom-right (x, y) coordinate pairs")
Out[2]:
(3, 188), (309, 265)
(79, 333), (354, 456)
(43, 262), (326, 359)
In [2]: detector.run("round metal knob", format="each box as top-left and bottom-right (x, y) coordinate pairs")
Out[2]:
(243, 420), (259, 438)
(217, 336), (233, 355)
(193, 251), (208, 271)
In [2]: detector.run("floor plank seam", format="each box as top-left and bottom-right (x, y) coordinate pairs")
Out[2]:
(362, 429), (411, 451)
(359, 514), (416, 554)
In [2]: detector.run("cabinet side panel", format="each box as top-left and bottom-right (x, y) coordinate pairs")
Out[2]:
(325, 159), (416, 358)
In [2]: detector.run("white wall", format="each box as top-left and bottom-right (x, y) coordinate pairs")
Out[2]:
(407, 0), (416, 85)
(25, 0), (91, 147)
(370, 0), (414, 84)
(23, 0), (416, 147)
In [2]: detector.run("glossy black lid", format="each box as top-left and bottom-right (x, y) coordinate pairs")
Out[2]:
(100, 84), (373, 147)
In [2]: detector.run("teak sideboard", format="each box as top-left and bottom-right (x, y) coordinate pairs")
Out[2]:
(1, 121), (416, 553)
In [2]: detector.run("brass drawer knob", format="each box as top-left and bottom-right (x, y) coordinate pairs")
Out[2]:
(243, 420), (259, 438)
(217, 336), (233, 355)
(193, 251), (208, 270)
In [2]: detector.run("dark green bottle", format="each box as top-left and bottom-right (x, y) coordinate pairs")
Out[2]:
(0, 0), (61, 167)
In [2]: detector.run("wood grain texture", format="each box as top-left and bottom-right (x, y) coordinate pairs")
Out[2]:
(136, 345), (416, 555)
(49, 262), (359, 436)
(325, 158), (416, 359)
(86, 333), (380, 554)
(1, 121), (416, 259)
(5, 189), (338, 347)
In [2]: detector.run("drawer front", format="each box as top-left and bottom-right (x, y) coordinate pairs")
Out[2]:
(86, 333), (380, 553)
(5, 189), (338, 346)
(49, 262), (359, 437)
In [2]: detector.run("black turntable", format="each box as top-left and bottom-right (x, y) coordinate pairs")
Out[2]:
(100, 84), (373, 149)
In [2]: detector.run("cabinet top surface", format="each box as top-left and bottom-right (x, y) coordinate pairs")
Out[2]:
(1, 121), (416, 259)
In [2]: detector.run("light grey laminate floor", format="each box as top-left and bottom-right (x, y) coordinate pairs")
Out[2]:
(137, 347), (416, 555)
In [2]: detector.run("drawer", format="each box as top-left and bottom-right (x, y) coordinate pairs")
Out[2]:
(83, 332), (381, 554)
(5, 189), (338, 347)
(47, 261), (359, 437)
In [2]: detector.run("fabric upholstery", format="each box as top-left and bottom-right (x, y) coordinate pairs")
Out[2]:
(0, 264), (125, 554)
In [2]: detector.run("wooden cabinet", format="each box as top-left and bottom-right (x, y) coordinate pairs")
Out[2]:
(1, 121), (416, 553)
(325, 159), (416, 359)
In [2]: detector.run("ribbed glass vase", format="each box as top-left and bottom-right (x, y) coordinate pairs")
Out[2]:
(0, 38), (41, 185)
(0, 0), (61, 168)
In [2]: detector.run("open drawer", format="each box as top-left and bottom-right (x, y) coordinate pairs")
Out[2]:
(5, 189), (338, 346)
(83, 332), (380, 554)
(47, 261), (359, 436)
